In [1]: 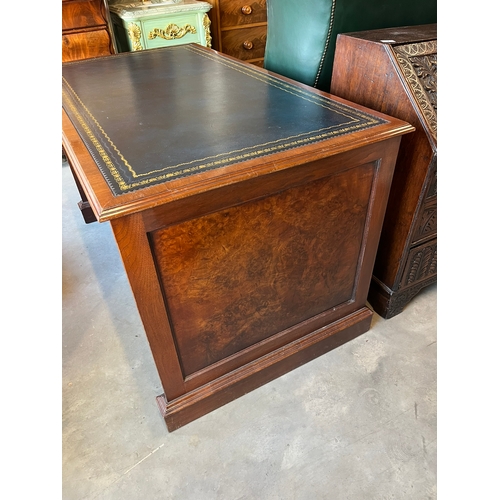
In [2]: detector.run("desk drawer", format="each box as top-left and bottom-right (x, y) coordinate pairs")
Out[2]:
(62, 0), (107, 31)
(221, 24), (266, 61)
(219, 0), (267, 27)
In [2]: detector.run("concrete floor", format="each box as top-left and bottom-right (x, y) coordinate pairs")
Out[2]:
(62, 161), (437, 500)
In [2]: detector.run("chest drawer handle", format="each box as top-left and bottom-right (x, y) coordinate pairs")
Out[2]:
(243, 40), (253, 50)
(241, 5), (253, 15)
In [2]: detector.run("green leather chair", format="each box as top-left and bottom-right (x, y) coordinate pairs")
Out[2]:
(263, 0), (437, 92)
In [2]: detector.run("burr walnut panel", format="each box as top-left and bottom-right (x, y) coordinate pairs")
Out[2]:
(62, 0), (107, 30)
(151, 164), (375, 377)
(62, 0), (115, 62)
(62, 30), (113, 62)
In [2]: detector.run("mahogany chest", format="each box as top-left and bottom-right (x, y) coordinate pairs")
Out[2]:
(204, 0), (267, 66)
(62, 0), (116, 62)
(331, 24), (437, 318)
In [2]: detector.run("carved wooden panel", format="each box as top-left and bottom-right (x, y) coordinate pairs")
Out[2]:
(393, 40), (437, 144)
(150, 164), (375, 377)
(401, 241), (437, 288)
(412, 200), (437, 243)
(425, 154), (437, 198)
(411, 155), (437, 243)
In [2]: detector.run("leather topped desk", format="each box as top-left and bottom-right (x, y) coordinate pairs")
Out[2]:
(62, 44), (413, 431)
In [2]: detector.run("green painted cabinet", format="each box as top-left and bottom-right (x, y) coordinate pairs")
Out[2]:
(110, 0), (213, 52)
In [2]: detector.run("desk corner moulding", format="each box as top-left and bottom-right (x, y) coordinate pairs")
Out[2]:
(62, 45), (413, 431)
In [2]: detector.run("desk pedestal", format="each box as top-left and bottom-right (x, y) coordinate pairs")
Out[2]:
(62, 45), (412, 430)
(106, 140), (402, 430)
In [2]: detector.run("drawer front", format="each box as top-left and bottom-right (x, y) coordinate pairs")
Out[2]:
(411, 155), (437, 243)
(62, 30), (112, 62)
(142, 13), (203, 50)
(411, 198), (437, 243)
(62, 0), (106, 31)
(221, 24), (266, 60)
(220, 0), (267, 28)
(400, 240), (437, 289)
(423, 153), (437, 199)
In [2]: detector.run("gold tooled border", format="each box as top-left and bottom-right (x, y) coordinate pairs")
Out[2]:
(63, 44), (386, 194)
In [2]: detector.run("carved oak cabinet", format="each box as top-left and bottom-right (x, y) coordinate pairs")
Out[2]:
(330, 24), (437, 318)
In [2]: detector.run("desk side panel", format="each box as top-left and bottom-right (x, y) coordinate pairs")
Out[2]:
(104, 136), (401, 431)
(151, 163), (374, 377)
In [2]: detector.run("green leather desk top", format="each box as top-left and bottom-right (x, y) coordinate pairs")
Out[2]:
(62, 44), (386, 196)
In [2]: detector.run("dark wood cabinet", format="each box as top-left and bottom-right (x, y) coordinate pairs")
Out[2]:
(62, 0), (116, 62)
(330, 24), (437, 318)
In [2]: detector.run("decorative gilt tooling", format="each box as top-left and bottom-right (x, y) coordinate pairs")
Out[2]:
(127, 23), (143, 51)
(393, 41), (437, 142)
(149, 23), (197, 41)
(203, 13), (212, 48)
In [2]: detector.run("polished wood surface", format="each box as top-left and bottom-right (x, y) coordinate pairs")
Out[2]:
(331, 24), (437, 318)
(205, 0), (267, 65)
(62, 0), (115, 62)
(63, 46), (413, 430)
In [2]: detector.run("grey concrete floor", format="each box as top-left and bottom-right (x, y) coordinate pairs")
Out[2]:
(62, 161), (437, 500)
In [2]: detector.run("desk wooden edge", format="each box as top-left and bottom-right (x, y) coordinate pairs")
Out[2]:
(62, 107), (414, 224)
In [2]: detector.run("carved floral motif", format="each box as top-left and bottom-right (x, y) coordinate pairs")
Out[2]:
(127, 22), (143, 51)
(393, 41), (437, 142)
(203, 13), (212, 48)
(149, 23), (197, 41)
(403, 243), (437, 286)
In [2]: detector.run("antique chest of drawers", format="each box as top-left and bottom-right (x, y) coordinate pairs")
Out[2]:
(331, 24), (437, 319)
(110, 0), (212, 52)
(62, 0), (116, 62)
(205, 0), (267, 66)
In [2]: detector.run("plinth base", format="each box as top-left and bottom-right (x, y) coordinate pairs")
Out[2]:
(156, 307), (372, 431)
